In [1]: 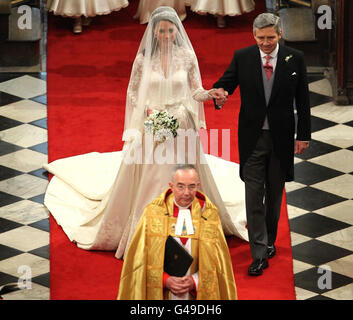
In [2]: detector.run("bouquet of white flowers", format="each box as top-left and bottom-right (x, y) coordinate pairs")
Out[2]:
(144, 110), (179, 143)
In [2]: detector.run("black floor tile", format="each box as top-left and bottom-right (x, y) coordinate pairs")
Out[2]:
(347, 146), (353, 152)
(292, 239), (353, 266)
(28, 218), (49, 232)
(0, 217), (23, 233)
(0, 115), (23, 131)
(295, 266), (353, 294)
(0, 244), (23, 261)
(306, 295), (335, 300)
(29, 118), (47, 129)
(0, 73), (23, 83)
(28, 168), (49, 180)
(30, 94), (47, 106)
(309, 92), (332, 108)
(0, 272), (18, 286)
(28, 142), (48, 155)
(289, 213), (351, 238)
(1, 73), (46, 82)
(0, 165), (23, 181)
(310, 116), (337, 133)
(28, 245), (49, 260)
(295, 140), (340, 160)
(293, 161), (344, 185)
(286, 187), (346, 211)
(0, 91), (22, 106)
(307, 74), (326, 84)
(32, 272), (49, 288)
(27, 194), (45, 205)
(27, 72), (47, 81)
(0, 140), (23, 157)
(344, 120), (353, 128)
(0, 191), (22, 207)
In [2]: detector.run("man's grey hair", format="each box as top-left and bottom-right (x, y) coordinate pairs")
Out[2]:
(253, 13), (281, 35)
(171, 164), (199, 181)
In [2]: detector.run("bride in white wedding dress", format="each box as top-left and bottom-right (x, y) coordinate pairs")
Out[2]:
(44, 6), (248, 259)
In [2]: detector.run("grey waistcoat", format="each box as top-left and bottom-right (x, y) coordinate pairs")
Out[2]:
(261, 64), (276, 130)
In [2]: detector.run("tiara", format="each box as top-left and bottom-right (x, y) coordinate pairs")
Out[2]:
(151, 11), (179, 21)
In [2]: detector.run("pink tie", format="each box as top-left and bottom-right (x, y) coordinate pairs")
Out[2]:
(264, 55), (273, 80)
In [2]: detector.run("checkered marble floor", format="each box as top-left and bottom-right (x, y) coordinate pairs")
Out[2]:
(0, 71), (352, 300)
(287, 75), (353, 300)
(0, 73), (49, 300)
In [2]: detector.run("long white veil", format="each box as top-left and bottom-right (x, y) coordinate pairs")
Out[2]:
(123, 6), (206, 141)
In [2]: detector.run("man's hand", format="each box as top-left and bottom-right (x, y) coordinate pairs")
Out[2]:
(165, 276), (195, 296)
(210, 88), (228, 107)
(295, 141), (310, 155)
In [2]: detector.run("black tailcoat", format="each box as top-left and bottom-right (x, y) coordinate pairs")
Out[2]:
(213, 44), (311, 181)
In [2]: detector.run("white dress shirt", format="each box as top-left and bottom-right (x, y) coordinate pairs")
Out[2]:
(259, 43), (279, 71)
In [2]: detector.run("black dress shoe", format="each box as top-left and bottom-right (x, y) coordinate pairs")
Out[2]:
(248, 259), (269, 276)
(267, 244), (276, 259)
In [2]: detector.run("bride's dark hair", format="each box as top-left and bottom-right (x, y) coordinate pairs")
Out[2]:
(143, 7), (183, 56)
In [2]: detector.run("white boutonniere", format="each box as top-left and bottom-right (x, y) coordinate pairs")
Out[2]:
(285, 54), (293, 62)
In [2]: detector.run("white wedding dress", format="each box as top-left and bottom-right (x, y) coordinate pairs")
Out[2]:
(44, 47), (248, 259)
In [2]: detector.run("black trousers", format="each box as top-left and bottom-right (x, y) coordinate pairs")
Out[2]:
(243, 130), (286, 260)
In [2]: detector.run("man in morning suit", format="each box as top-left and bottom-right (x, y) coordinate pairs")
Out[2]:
(212, 13), (311, 276)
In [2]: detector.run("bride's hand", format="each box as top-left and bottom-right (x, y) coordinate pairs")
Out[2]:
(146, 109), (153, 116)
(209, 88), (228, 106)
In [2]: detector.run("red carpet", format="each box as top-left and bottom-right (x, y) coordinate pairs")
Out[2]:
(47, 0), (295, 300)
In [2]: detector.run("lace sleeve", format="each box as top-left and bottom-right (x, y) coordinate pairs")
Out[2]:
(187, 51), (214, 102)
(126, 53), (144, 109)
(124, 54), (144, 135)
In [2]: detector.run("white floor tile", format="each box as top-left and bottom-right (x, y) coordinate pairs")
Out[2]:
(308, 149), (353, 173)
(0, 200), (49, 225)
(312, 124), (353, 149)
(0, 75), (46, 99)
(315, 200), (353, 225)
(0, 100), (46, 123)
(294, 157), (303, 164)
(0, 174), (48, 199)
(290, 232), (312, 246)
(0, 226), (49, 252)
(0, 149), (48, 173)
(285, 181), (306, 193)
(293, 259), (315, 275)
(322, 283), (353, 300)
(295, 287), (318, 300)
(317, 226), (353, 252)
(0, 253), (49, 278)
(323, 254), (353, 279)
(286, 205), (309, 219)
(0, 124), (47, 148)
(312, 174), (353, 199)
(311, 103), (353, 124)
(309, 78), (333, 97)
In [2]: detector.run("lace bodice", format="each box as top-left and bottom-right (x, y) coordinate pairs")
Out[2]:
(127, 47), (212, 111)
